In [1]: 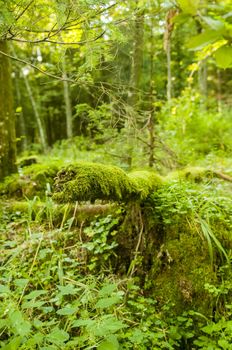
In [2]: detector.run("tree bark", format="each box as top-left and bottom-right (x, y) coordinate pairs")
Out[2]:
(164, 10), (177, 102)
(128, 7), (144, 108)
(15, 70), (28, 151)
(61, 51), (73, 138)
(0, 41), (17, 180)
(148, 23), (155, 168)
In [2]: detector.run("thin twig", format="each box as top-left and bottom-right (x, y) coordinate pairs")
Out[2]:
(9, 30), (106, 45)
(0, 49), (76, 83)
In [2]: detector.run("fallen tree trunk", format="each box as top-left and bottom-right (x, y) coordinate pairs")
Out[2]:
(52, 162), (163, 203)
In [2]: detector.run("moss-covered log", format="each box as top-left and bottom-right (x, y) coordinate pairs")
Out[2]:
(53, 162), (163, 203)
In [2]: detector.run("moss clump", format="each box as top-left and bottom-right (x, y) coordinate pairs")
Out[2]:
(53, 162), (134, 203)
(53, 162), (164, 203)
(17, 155), (38, 168)
(0, 162), (59, 199)
(128, 171), (163, 200)
(167, 167), (215, 183)
(147, 231), (216, 316)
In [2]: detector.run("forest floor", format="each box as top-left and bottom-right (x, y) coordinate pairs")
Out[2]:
(0, 144), (232, 349)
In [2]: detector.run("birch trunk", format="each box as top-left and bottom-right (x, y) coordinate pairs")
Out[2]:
(23, 73), (47, 151)
(61, 52), (73, 138)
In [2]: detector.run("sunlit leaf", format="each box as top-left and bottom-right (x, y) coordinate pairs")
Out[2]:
(214, 45), (232, 68)
(177, 0), (200, 15)
(187, 30), (222, 50)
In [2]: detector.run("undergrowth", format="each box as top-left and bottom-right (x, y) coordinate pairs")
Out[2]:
(0, 167), (232, 349)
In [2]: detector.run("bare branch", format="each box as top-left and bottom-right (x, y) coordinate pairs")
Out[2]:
(15, 0), (35, 21)
(9, 30), (106, 45)
(0, 49), (76, 83)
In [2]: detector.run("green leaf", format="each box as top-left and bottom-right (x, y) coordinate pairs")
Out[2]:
(9, 310), (31, 336)
(98, 284), (117, 297)
(16, 106), (22, 113)
(92, 317), (127, 337)
(14, 279), (29, 289)
(201, 16), (225, 31)
(56, 307), (78, 315)
(98, 335), (119, 350)
(21, 300), (46, 309)
(23, 290), (48, 300)
(0, 285), (11, 294)
(187, 30), (222, 50)
(214, 45), (232, 68)
(72, 319), (95, 328)
(46, 327), (69, 344)
(218, 339), (230, 349)
(57, 285), (77, 295)
(177, 0), (200, 15)
(2, 336), (22, 350)
(95, 296), (121, 309)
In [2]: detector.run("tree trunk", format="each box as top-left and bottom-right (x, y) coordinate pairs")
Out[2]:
(128, 7), (144, 108)
(15, 70), (28, 151)
(23, 72), (48, 151)
(61, 51), (73, 138)
(198, 59), (208, 108)
(148, 23), (155, 168)
(0, 41), (17, 180)
(164, 10), (177, 102)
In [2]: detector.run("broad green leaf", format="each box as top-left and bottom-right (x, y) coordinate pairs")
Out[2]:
(98, 336), (119, 350)
(23, 290), (48, 300)
(94, 318), (126, 335)
(2, 336), (22, 350)
(56, 307), (78, 315)
(14, 279), (29, 289)
(187, 30), (222, 50)
(0, 285), (10, 294)
(22, 300), (46, 309)
(57, 285), (77, 295)
(9, 310), (31, 336)
(95, 296), (121, 309)
(177, 0), (200, 15)
(98, 284), (117, 297)
(72, 319), (95, 328)
(201, 16), (225, 31)
(46, 327), (70, 344)
(214, 45), (232, 68)
(24, 332), (44, 347)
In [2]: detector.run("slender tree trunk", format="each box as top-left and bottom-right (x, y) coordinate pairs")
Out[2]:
(216, 68), (222, 113)
(23, 73), (47, 151)
(148, 25), (155, 168)
(61, 51), (73, 138)
(198, 59), (208, 108)
(15, 71), (28, 151)
(166, 40), (172, 102)
(0, 41), (17, 180)
(164, 10), (177, 102)
(128, 6), (144, 108)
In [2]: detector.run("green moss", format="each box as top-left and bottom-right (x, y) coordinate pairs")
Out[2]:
(53, 162), (134, 203)
(17, 155), (38, 168)
(0, 162), (59, 199)
(53, 162), (164, 203)
(167, 167), (215, 183)
(146, 230), (216, 316)
(128, 171), (163, 200)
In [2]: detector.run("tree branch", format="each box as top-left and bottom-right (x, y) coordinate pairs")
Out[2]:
(9, 30), (106, 45)
(0, 49), (76, 83)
